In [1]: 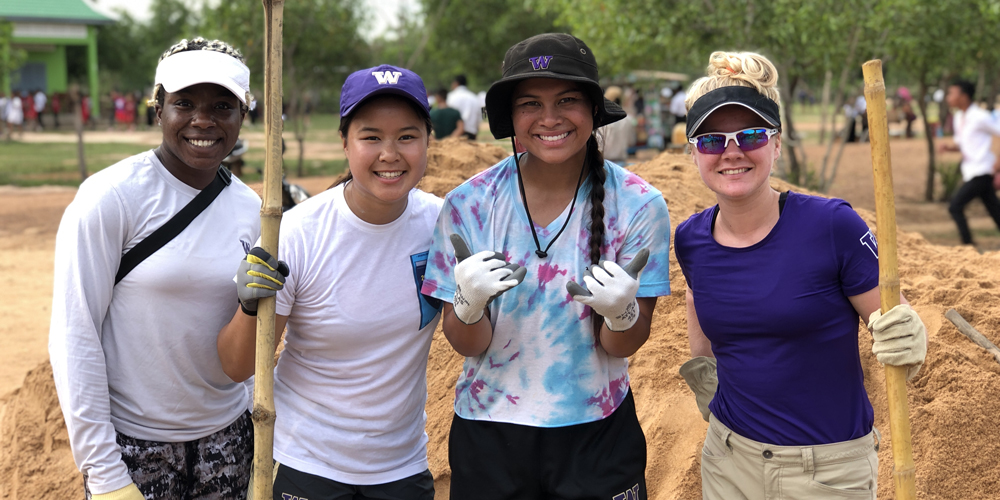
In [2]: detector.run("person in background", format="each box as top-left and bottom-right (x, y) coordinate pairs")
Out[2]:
(34, 89), (47, 131)
(430, 87), (464, 140)
(5, 92), (23, 139)
(51, 92), (61, 129)
(447, 74), (481, 140)
(675, 50), (927, 500)
(599, 85), (632, 165)
(940, 79), (1000, 247)
(24, 91), (36, 132)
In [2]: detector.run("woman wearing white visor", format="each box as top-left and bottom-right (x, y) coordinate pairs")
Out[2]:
(50, 38), (260, 500)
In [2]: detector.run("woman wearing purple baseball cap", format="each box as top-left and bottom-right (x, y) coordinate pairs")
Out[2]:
(50, 38), (261, 500)
(674, 51), (926, 499)
(218, 64), (441, 499)
(420, 33), (672, 499)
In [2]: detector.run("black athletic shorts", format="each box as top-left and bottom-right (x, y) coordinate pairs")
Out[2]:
(449, 389), (647, 500)
(272, 463), (434, 500)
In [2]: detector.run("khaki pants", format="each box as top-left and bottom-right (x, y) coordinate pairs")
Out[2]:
(701, 414), (879, 500)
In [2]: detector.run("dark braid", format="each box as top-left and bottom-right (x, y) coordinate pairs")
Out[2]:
(148, 37), (250, 113)
(585, 133), (608, 342)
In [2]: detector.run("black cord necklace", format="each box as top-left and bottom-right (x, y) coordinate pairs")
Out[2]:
(513, 141), (588, 258)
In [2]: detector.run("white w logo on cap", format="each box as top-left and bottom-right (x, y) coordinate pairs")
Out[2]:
(372, 71), (402, 85)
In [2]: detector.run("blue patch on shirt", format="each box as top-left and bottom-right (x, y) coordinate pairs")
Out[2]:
(411, 251), (442, 329)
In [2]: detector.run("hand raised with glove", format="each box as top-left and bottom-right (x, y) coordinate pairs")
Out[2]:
(237, 247), (289, 316)
(566, 249), (649, 332)
(868, 304), (927, 381)
(451, 234), (527, 325)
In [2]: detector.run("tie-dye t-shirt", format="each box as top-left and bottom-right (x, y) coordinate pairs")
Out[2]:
(420, 156), (671, 427)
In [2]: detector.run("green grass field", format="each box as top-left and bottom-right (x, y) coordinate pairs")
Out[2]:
(0, 142), (153, 187)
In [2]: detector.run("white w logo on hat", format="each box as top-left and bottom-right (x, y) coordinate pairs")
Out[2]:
(372, 71), (402, 85)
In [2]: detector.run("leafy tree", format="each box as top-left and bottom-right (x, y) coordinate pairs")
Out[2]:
(0, 21), (27, 97)
(413, 0), (564, 89)
(202, 0), (370, 176)
(540, 0), (877, 185)
(882, 0), (981, 201)
(97, 0), (197, 92)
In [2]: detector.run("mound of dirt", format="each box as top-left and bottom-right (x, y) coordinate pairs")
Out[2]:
(4, 148), (999, 500)
(417, 138), (510, 197)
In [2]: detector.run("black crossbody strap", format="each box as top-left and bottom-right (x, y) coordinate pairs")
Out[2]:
(115, 166), (232, 285)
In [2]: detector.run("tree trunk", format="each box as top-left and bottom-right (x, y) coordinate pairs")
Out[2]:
(406, 0), (450, 69)
(916, 82), (936, 201)
(71, 84), (87, 181)
(782, 73), (801, 185)
(819, 69), (832, 144)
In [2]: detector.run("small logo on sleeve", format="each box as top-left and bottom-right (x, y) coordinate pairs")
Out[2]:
(412, 251), (443, 329)
(241, 239), (251, 255)
(860, 230), (878, 259)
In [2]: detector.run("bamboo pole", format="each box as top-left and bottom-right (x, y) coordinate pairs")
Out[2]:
(862, 59), (917, 500)
(252, 1), (284, 499)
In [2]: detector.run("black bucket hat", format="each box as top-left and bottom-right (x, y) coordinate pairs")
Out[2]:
(484, 33), (626, 140)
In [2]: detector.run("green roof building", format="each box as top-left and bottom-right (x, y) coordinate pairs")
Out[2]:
(1, 0), (113, 116)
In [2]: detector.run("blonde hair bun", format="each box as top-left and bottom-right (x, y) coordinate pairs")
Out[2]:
(686, 51), (780, 110)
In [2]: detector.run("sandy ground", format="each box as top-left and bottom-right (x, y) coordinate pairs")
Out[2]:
(2, 136), (999, 499)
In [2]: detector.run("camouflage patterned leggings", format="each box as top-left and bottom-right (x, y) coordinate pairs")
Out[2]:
(84, 411), (253, 500)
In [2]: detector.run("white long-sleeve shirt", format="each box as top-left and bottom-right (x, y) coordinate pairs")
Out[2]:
(953, 103), (1000, 181)
(49, 150), (261, 494)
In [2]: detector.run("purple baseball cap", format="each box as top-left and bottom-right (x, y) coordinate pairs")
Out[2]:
(339, 64), (430, 118)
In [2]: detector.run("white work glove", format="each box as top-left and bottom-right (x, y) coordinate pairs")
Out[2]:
(566, 249), (649, 332)
(91, 483), (145, 500)
(451, 234), (527, 325)
(679, 356), (718, 422)
(868, 304), (927, 381)
(237, 247), (289, 316)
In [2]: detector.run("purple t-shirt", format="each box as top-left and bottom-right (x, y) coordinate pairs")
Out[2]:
(675, 192), (878, 446)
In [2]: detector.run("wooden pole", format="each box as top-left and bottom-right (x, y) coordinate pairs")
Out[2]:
(253, 1), (284, 499)
(862, 59), (917, 500)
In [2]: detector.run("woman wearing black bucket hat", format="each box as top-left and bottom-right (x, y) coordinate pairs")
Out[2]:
(420, 33), (672, 499)
(674, 51), (927, 499)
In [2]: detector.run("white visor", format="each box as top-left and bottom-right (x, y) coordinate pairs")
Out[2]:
(154, 50), (254, 109)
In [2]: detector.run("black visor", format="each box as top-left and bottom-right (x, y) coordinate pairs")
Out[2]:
(686, 86), (781, 138)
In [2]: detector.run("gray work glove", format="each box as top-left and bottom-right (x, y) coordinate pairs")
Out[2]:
(868, 304), (927, 381)
(566, 249), (649, 332)
(451, 234), (527, 325)
(679, 356), (718, 422)
(237, 247), (289, 316)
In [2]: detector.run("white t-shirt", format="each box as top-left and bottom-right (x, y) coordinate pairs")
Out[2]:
(447, 85), (481, 136)
(670, 90), (687, 116)
(273, 183), (443, 485)
(953, 103), (1000, 181)
(49, 150), (261, 495)
(34, 91), (47, 112)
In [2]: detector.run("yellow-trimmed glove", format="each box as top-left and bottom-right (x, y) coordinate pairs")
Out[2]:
(679, 356), (718, 422)
(868, 304), (927, 381)
(91, 483), (145, 500)
(237, 247), (289, 316)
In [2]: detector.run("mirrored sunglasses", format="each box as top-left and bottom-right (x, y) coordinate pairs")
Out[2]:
(688, 128), (779, 155)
